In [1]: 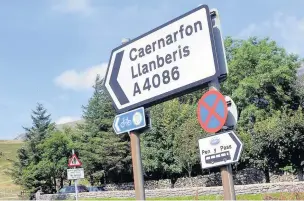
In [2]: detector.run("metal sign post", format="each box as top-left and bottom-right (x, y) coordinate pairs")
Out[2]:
(208, 80), (236, 200)
(67, 151), (83, 200)
(116, 39), (146, 201)
(72, 149), (78, 201)
(129, 131), (146, 200)
(194, 8), (241, 200)
(221, 164), (236, 200)
(208, 8), (238, 200)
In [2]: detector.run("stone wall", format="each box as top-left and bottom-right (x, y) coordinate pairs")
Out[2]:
(37, 181), (304, 200)
(104, 168), (297, 191)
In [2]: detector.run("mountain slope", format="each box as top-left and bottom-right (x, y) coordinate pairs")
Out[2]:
(14, 119), (85, 140)
(0, 140), (23, 199)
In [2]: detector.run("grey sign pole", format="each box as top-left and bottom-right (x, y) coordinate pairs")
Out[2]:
(121, 38), (146, 200)
(208, 80), (236, 200)
(72, 149), (78, 201)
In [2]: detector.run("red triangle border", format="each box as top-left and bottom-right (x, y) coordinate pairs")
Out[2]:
(68, 154), (82, 167)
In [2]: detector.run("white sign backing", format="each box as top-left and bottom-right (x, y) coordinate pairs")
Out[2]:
(198, 131), (243, 169)
(105, 4), (220, 113)
(67, 168), (84, 180)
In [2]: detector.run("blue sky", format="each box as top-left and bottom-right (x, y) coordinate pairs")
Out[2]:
(1, 0), (304, 140)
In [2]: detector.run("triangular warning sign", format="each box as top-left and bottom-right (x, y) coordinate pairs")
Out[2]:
(68, 154), (82, 167)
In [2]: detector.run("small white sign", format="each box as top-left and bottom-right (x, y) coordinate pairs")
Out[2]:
(105, 5), (220, 113)
(198, 131), (243, 169)
(67, 168), (84, 180)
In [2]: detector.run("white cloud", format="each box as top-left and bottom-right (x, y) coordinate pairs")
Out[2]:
(52, 0), (93, 15)
(55, 116), (81, 124)
(54, 63), (108, 91)
(238, 12), (304, 55)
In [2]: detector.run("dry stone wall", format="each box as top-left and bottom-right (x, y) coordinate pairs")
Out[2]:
(37, 181), (304, 200)
(104, 168), (297, 191)
(36, 168), (299, 200)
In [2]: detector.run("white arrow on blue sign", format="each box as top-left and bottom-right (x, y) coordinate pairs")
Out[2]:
(113, 107), (146, 134)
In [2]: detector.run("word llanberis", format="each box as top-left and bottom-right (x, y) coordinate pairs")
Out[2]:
(132, 45), (189, 96)
(129, 20), (203, 96)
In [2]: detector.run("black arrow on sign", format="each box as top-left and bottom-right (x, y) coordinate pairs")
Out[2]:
(109, 50), (130, 105)
(228, 132), (241, 161)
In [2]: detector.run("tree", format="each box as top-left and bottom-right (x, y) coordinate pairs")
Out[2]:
(221, 36), (302, 179)
(141, 99), (197, 187)
(271, 108), (304, 181)
(252, 111), (284, 182)
(37, 129), (74, 191)
(222, 37), (301, 130)
(23, 103), (55, 163)
(293, 74), (304, 108)
(11, 103), (56, 193)
(78, 75), (130, 185)
(23, 103), (53, 142)
(173, 110), (206, 179)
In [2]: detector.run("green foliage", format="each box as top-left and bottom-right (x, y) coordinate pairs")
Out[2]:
(222, 37), (303, 180)
(222, 37), (301, 130)
(173, 109), (206, 177)
(272, 108), (304, 176)
(11, 103), (59, 193)
(77, 75), (131, 185)
(252, 110), (283, 176)
(141, 100), (202, 184)
(36, 129), (74, 190)
(252, 107), (304, 180)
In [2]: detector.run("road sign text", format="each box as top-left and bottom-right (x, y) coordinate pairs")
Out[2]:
(105, 5), (219, 113)
(130, 22), (202, 96)
(198, 131), (243, 169)
(67, 168), (84, 180)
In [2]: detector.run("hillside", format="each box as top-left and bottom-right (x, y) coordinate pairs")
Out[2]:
(14, 119), (85, 141)
(0, 120), (85, 199)
(0, 140), (23, 199)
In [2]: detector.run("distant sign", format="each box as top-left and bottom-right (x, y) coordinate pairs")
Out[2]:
(113, 107), (146, 134)
(198, 131), (243, 169)
(197, 90), (228, 133)
(105, 4), (220, 113)
(67, 168), (84, 180)
(68, 154), (82, 168)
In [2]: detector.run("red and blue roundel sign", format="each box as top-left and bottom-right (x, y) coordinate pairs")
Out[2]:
(197, 90), (228, 133)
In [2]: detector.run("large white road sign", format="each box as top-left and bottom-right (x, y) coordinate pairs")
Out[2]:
(105, 5), (220, 113)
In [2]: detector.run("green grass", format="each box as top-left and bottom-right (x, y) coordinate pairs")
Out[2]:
(0, 140), (24, 200)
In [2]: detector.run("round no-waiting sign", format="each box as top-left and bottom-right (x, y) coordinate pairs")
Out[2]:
(197, 90), (228, 133)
